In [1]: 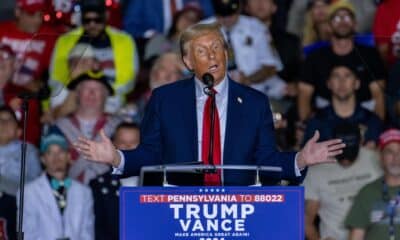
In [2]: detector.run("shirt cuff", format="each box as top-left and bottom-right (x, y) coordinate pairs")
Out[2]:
(294, 153), (303, 177)
(112, 150), (125, 175)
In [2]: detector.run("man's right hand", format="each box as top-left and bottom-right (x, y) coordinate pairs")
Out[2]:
(74, 129), (121, 167)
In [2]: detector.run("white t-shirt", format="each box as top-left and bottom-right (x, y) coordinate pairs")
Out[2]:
(303, 147), (383, 240)
(78, 118), (97, 139)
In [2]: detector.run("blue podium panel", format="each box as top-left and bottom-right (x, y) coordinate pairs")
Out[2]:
(120, 186), (304, 240)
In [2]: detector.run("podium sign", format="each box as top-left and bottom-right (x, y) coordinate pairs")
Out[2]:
(120, 186), (304, 240)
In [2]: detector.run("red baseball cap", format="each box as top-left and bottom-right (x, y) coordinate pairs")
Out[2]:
(17, 0), (45, 13)
(379, 129), (400, 150)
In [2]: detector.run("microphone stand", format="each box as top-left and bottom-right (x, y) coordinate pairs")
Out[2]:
(17, 95), (31, 240)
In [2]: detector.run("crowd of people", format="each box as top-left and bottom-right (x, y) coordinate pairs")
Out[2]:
(0, 0), (400, 239)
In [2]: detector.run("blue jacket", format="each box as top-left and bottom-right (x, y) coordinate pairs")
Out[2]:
(122, 78), (303, 185)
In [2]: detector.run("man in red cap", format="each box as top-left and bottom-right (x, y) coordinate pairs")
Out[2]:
(346, 128), (400, 239)
(0, 0), (57, 92)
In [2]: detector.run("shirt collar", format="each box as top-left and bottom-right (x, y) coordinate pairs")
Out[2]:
(195, 75), (229, 98)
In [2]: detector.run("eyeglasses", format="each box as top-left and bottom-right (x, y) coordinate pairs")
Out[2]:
(82, 17), (104, 25)
(332, 15), (353, 24)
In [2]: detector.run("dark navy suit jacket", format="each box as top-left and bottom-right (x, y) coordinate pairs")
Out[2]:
(122, 78), (303, 185)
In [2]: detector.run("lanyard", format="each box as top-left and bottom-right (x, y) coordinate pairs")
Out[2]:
(382, 180), (400, 240)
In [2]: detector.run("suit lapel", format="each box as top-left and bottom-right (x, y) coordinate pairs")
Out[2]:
(224, 79), (245, 163)
(180, 79), (198, 162)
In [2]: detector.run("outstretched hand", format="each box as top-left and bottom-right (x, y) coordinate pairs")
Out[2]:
(73, 129), (121, 167)
(297, 130), (346, 169)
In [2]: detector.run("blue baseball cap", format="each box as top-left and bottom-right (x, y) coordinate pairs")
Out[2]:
(40, 134), (69, 153)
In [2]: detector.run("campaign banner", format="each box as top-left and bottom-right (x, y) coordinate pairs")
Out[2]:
(120, 186), (304, 240)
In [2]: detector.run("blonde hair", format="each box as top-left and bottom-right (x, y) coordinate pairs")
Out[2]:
(302, 0), (332, 46)
(179, 22), (228, 57)
(302, 12), (318, 46)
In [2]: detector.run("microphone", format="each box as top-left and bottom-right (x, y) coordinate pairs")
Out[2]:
(202, 73), (214, 96)
(202, 73), (214, 88)
(202, 72), (218, 175)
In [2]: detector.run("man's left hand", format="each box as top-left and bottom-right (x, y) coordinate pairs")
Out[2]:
(297, 130), (345, 169)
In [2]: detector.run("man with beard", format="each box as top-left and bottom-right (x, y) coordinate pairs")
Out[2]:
(298, 0), (386, 121)
(303, 65), (383, 148)
(345, 129), (400, 240)
(50, 0), (139, 114)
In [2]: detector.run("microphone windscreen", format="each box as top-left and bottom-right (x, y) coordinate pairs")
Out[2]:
(202, 73), (214, 87)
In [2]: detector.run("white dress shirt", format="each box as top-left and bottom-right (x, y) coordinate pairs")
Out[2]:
(113, 76), (229, 174)
(195, 75), (228, 164)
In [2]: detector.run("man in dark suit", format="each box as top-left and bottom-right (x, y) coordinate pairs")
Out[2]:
(75, 22), (345, 186)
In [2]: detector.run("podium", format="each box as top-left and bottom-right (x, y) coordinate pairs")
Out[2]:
(120, 165), (304, 240)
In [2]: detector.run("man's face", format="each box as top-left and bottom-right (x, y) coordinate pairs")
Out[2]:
(330, 9), (356, 39)
(381, 142), (400, 177)
(0, 111), (20, 145)
(183, 32), (228, 85)
(82, 12), (106, 38)
(77, 80), (107, 111)
(113, 128), (140, 150)
(0, 50), (15, 85)
(150, 56), (182, 89)
(16, 9), (43, 33)
(246, 0), (276, 22)
(42, 144), (70, 176)
(327, 66), (359, 101)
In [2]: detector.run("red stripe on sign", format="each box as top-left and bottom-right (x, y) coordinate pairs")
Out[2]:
(139, 194), (285, 203)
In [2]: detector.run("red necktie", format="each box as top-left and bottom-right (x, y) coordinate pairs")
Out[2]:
(201, 90), (222, 186)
